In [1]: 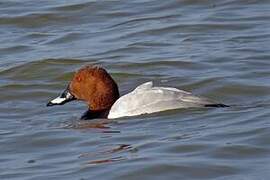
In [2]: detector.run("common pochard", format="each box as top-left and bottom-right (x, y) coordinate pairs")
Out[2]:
(47, 65), (228, 119)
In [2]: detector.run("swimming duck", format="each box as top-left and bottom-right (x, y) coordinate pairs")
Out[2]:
(47, 65), (228, 119)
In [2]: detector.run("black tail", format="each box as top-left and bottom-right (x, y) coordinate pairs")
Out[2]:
(204, 104), (230, 108)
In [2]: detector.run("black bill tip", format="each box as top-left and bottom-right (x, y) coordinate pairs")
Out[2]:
(46, 102), (54, 107)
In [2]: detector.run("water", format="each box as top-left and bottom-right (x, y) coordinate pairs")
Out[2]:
(1, 0), (270, 179)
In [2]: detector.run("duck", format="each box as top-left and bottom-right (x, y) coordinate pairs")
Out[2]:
(47, 65), (228, 120)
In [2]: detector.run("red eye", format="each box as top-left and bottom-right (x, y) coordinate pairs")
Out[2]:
(76, 76), (82, 82)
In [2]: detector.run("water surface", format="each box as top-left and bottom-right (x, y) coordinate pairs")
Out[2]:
(1, 0), (270, 179)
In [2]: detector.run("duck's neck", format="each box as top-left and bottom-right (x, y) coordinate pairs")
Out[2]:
(80, 109), (110, 120)
(81, 86), (120, 120)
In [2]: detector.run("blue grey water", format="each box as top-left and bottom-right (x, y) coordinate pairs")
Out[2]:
(0, 0), (270, 179)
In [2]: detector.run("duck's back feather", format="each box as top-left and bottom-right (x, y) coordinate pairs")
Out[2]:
(108, 81), (217, 119)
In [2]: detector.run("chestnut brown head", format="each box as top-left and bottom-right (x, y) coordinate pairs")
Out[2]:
(47, 65), (119, 111)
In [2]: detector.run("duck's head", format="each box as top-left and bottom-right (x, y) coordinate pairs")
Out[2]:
(47, 65), (119, 112)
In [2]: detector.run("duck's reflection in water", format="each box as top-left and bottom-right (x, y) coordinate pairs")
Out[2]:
(66, 119), (136, 165)
(66, 118), (121, 133)
(80, 144), (135, 166)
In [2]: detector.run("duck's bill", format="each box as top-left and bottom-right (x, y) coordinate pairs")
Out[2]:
(47, 89), (76, 106)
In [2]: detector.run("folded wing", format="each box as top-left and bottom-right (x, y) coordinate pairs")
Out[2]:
(108, 81), (216, 119)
